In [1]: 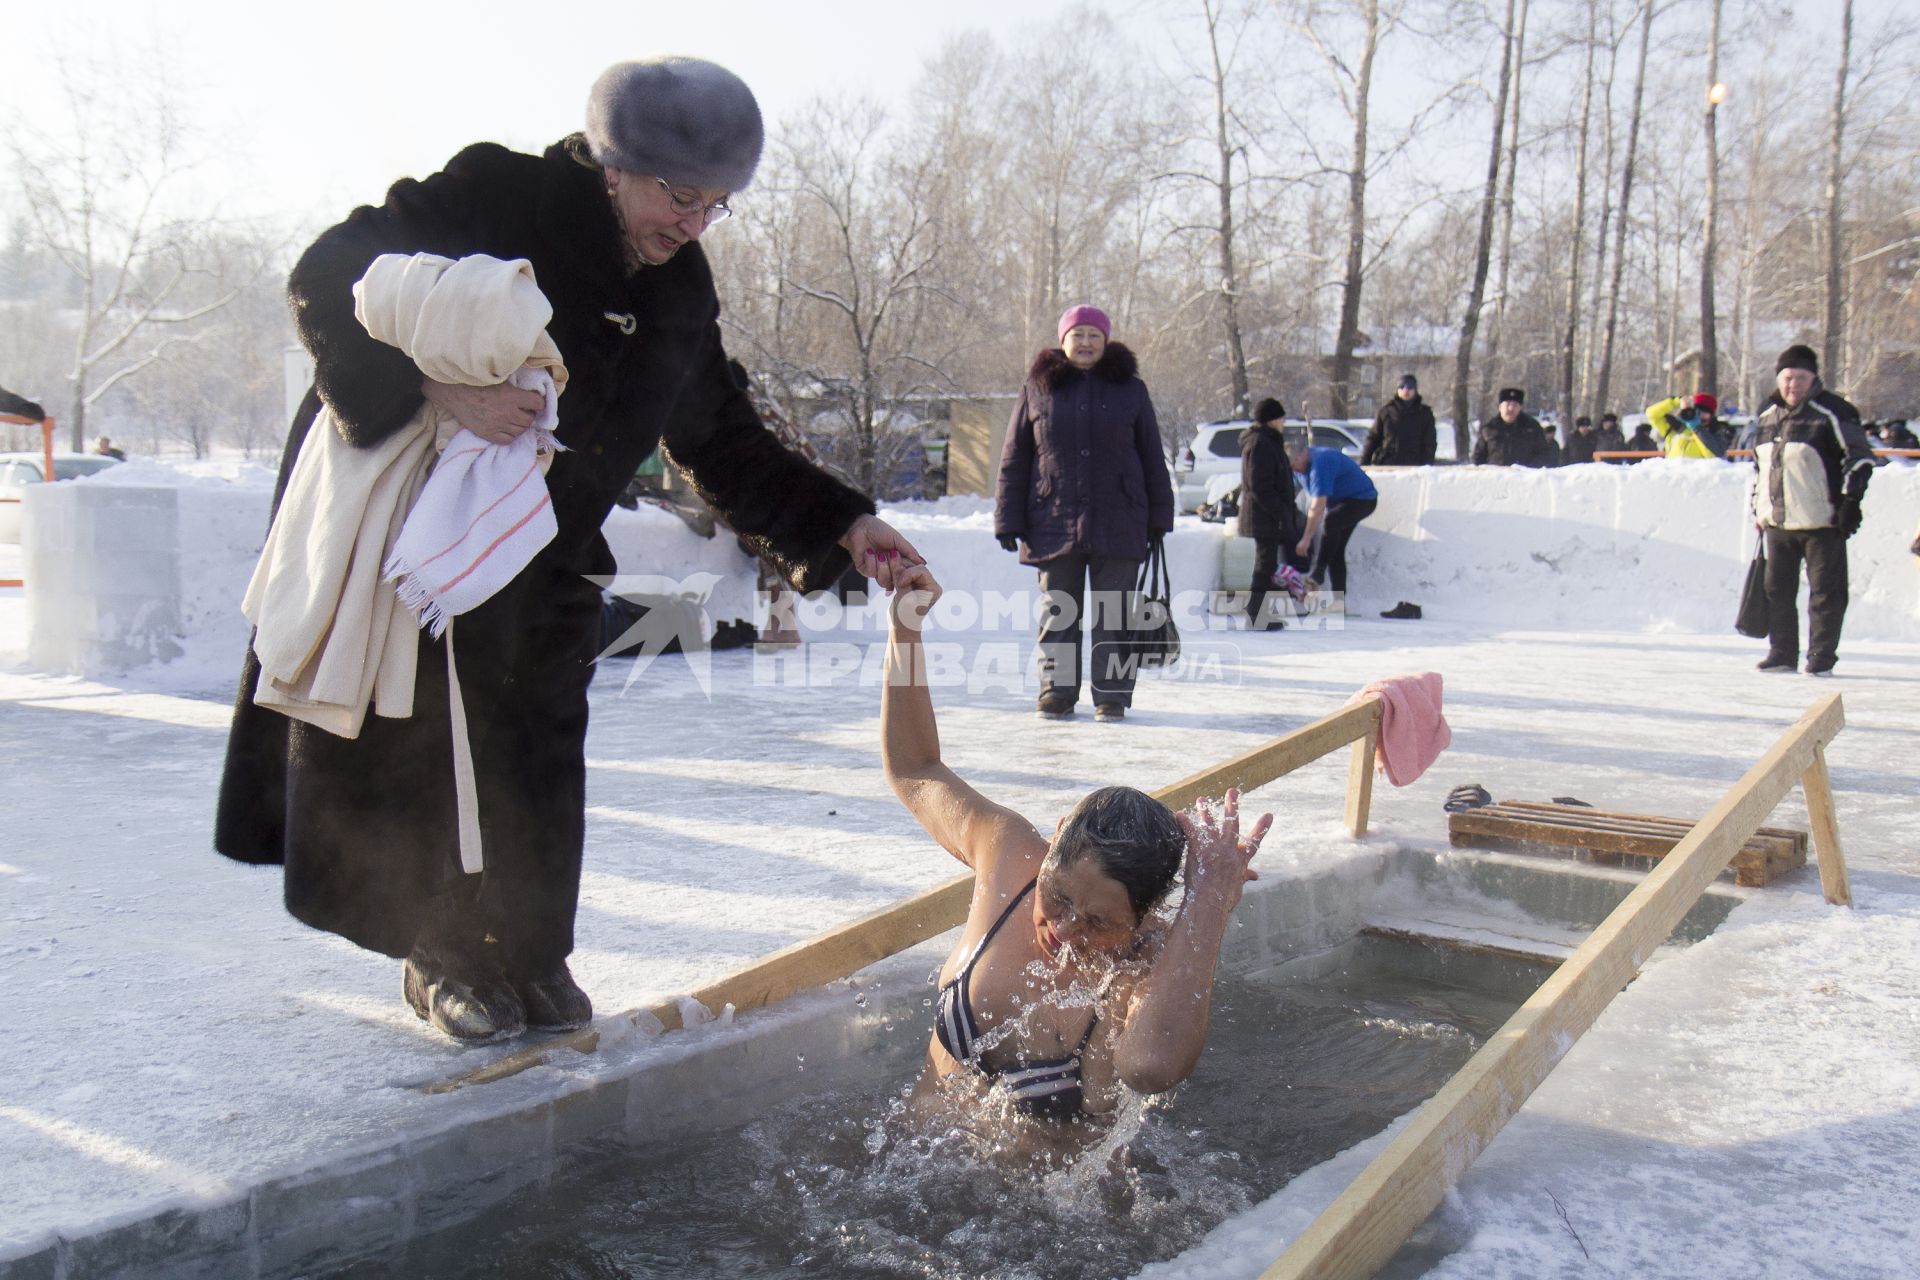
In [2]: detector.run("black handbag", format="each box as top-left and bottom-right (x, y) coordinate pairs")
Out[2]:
(1124, 535), (1181, 671)
(1735, 546), (1770, 639)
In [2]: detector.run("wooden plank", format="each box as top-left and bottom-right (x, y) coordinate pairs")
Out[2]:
(1360, 925), (1563, 971)
(1446, 810), (1786, 868)
(1157, 699), (1382, 814)
(1800, 743), (1852, 907)
(1493, 800), (1809, 850)
(1346, 726), (1377, 838)
(1449, 807), (1799, 866)
(1261, 694), (1845, 1280)
(1480, 802), (1805, 849)
(427, 698), (1389, 1093)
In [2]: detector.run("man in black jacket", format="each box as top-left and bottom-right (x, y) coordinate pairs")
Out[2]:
(1565, 416), (1598, 464)
(1593, 412), (1629, 461)
(1471, 387), (1546, 466)
(1360, 374), (1436, 466)
(1238, 397), (1302, 629)
(1624, 419), (1661, 460)
(1750, 344), (1875, 676)
(215, 58), (922, 1044)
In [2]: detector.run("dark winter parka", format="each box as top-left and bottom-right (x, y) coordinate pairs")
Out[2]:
(1236, 423), (1300, 542)
(1471, 412), (1547, 466)
(1360, 394), (1437, 466)
(214, 137), (872, 967)
(994, 344), (1174, 565)
(1750, 382), (1874, 530)
(1565, 427), (1598, 464)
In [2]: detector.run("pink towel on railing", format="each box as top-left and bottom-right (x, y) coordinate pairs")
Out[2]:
(1348, 672), (1452, 786)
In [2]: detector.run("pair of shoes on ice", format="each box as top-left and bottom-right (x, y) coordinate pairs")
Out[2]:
(404, 949), (593, 1044)
(1380, 601), (1422, 620)
(1035, 694), (1127, 721)
(1758, 654), (1835, 677)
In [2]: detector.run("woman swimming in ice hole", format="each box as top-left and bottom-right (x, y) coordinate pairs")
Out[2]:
(881, 564), (1271, 1148)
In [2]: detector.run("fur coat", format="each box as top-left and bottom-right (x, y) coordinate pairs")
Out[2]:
(214, 137), (873, 969)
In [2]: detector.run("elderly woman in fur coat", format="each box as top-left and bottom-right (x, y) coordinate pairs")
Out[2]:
(215, 57), (922, 1044)
(994, 306), (1175, 723)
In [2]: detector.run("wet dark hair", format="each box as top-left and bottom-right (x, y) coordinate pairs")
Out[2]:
(1044, 786), (1185, 921)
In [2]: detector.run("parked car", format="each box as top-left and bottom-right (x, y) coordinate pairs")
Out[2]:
(1173, 419), (1365, 513)
(0, 452), (122, 542)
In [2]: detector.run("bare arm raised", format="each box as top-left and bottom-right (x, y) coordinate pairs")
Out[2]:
(1110, 789), (1270, 1094)
(881, 565), (1037, 871)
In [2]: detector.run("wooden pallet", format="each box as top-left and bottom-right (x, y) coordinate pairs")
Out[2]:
(1448, 799), (1808, 887)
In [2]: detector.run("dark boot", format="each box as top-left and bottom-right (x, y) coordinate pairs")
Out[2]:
(515, 962), (594, 1032)
(1036, 692), (1076, 719)
(403, 947), (527, 1044)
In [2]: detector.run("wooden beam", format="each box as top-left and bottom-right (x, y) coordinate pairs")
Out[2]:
(1260, 693), (1846, 1280)
(1800, 742), (1852, 907)
(424, 697), (1386, 1093)
(1158, 699), (1382, 813)
(1346, 726), (1377, 838)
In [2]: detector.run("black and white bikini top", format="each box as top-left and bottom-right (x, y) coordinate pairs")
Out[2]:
(933, 880), (1095, 1121)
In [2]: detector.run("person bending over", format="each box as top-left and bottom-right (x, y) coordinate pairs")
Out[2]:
(1291, 438), (1379, 607)
(881, 565), (1267, 1157)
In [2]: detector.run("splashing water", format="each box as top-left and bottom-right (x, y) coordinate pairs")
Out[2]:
(331, 966), (1524, 1280)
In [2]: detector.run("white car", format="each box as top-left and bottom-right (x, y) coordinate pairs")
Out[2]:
(0, 452), (123, 542)
(1173, 419), (1366, 513)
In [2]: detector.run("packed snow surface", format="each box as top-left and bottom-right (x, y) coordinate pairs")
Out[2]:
(2, 456), (1918, 1277)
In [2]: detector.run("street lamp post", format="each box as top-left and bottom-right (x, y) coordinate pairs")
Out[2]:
(1701, 0), (1726, 399)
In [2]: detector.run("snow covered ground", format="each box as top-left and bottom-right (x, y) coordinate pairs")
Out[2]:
(3, 466), (1918, 1277)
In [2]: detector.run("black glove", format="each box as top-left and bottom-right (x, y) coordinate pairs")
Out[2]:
(997, 533), (1019, 553)
(1838, 497), (1863, 538)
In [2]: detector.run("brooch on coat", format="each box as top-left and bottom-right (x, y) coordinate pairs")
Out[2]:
(603, 311), (637, 335)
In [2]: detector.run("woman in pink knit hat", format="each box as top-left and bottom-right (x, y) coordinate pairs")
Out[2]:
(993, 305), (1174, 722)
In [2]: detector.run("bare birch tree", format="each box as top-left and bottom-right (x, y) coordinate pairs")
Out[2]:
(1312, 0), (1385, 419)
(1478, 0), (1531, 419)
(4, 53), (260, 450)
(1559, 0), (1600, 422)
(1822, 0), (1854, 380)
(777, 99), (949, 495)
(1591, 0), (1654, 423)
(1450, 0), (1519, 456)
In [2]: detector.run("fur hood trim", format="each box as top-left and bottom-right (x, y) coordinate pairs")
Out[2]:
(1028, 342), (1139, 389)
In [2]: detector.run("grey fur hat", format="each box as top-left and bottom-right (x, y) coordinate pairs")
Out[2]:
(585, 57), (764, 193)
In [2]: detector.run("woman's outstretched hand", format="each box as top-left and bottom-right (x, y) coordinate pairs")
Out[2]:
(840, 514), (927, 591)
(1177, 788), (1271, 915)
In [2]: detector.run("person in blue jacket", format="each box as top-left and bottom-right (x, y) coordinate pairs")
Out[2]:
(1290, 438), (1379, 603)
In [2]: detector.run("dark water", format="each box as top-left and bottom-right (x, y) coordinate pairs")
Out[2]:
(336, 964), (1529, 1280)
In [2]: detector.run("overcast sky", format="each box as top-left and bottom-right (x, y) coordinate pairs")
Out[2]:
(5, 0), (1082, 226)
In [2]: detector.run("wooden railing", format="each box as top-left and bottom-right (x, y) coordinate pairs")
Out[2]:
(1260, 693), (1851, 1280)
(422, 696), (1386, 1093)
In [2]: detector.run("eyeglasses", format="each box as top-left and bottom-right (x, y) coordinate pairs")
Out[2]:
(655, 178), (732, 224)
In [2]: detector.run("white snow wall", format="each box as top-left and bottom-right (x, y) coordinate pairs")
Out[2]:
(19, 461), (1920, 675)
(1344, 461), (1918, 637)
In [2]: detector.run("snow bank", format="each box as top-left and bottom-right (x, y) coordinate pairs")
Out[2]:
(1348, 461), (1920, 638)
(17, 459), (1918, 676)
